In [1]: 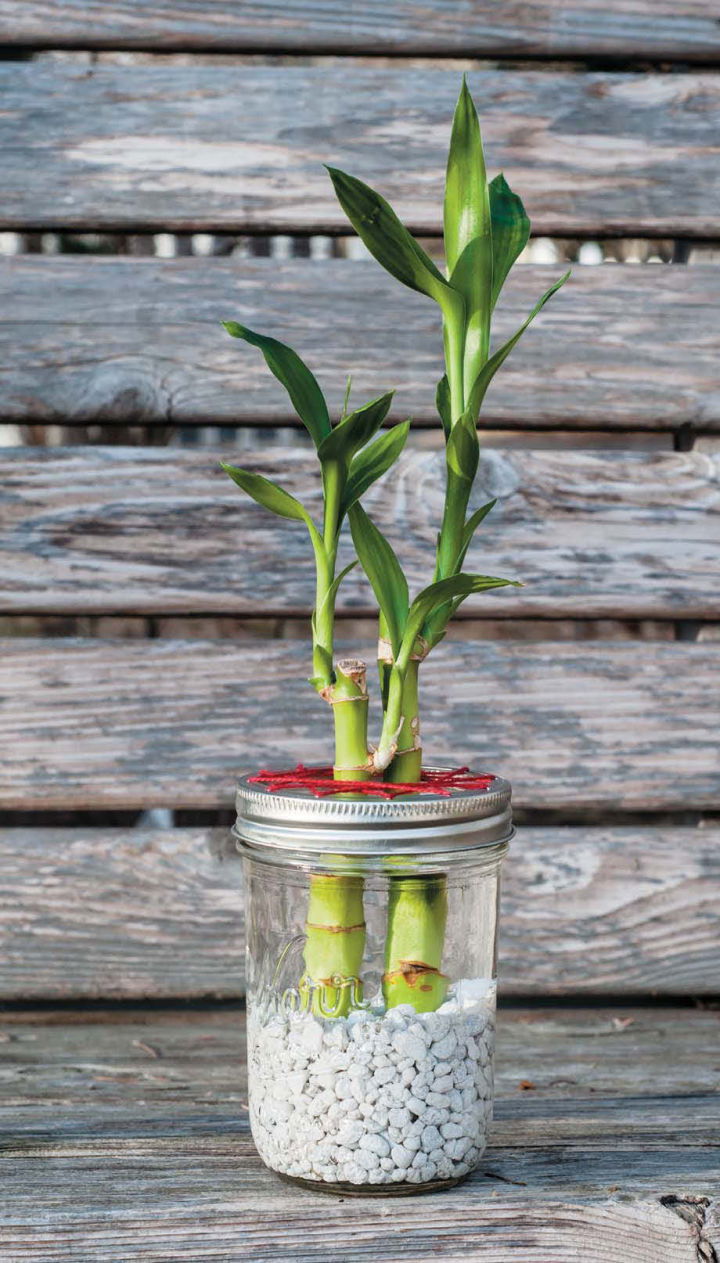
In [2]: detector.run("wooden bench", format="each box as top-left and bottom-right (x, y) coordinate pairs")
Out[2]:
(1, 5), (719, 1258)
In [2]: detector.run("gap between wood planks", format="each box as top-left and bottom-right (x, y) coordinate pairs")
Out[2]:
(2, 46), (720, 72)
(0, 616), (707, 642)
(0, 996), (717, 1017)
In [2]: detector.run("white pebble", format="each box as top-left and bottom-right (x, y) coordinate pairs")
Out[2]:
(394, 1032), (427, 1064)
(407, 1021), (432, 1047)
(406, 1096), (426, 1116)
(421, 1124), (443, 1153)
(391, 1144), (413, 1169)
(441, 1121), (464, 1140)
(336, 1120), (364, 1146)
(374, 1065), (395, 1085)
(359, 1132), (391, 1158)
(298, 1020), (324, 1055)
(284, 1071), (306, 1096)
(432, 1031), (458, 1060)
(431, 1075), (454, 1093)
(388, 1107), (410, 1128)
(388, 1004), (416, 1019)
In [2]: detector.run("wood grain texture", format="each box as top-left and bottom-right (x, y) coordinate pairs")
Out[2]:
(2, 62), (719, 234)
(5, 1006), (720, 1102)
(3, 258), (719, 432)
(0, 638), (717, 812)
(1, 1), (719, 60)
(2, 445), (718, 619)
(1, 826), (718, 999)
(1, 1009), (718, 1260)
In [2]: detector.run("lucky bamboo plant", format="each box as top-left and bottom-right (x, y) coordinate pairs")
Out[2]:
(223, 79), (568, 1016)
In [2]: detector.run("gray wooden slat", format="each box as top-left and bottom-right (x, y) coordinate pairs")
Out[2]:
(2, 445), (717, 619)
(1, 1009), (718, 1260)
(3, 258), (719, 432)
(2, 62), (719, 234)
(1, 1), (718, 60)
(1, 638), (717, 812)
(4, 1006), (720, 1102)
(1, 826), (718, 999)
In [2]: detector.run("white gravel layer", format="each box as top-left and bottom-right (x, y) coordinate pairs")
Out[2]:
(248, 979), (496, 1187)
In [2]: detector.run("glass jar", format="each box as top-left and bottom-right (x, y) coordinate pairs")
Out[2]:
(235, 770), (512, 1195)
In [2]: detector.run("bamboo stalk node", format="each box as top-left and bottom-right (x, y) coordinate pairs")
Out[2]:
(372, 727), (402, 772)
(377, 637), (429, 663)
(335, 657), (368, 688)
(383, 962), (449, 993)
(305, 921), (366, 935)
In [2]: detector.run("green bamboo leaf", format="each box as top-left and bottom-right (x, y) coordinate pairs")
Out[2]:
(348, 503), (409, 656)
(446, 410), (479, 485)
(318, 391), (395, 464)
(221, 461), (312, 524)
(403, 572), (520, 654)
(327, 167), (461, 322)
(467, 271), (571, 419)
(489, 173), (530, 310)
(444, 80), (489, 274)
(436, 375), (451, 438)
(456, 499), (497, 569)
(444, 78), (493, 390)
(308, 614), (333, 693)
(342, 420), (411, 514)
(222, 323), (331, 449)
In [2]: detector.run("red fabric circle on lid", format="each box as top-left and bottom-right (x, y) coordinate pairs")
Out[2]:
(248, 764), (496, 800)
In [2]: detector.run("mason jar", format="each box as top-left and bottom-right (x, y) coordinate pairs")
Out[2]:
(234, 770), (512, 1195)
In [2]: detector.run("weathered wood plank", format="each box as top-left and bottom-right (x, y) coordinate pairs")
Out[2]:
(0, 639), (717, 812)
(5, 1006), (720, 1102)
(1, 826), (718, 999)
(2, 62), (719, 234)
(2, 445), (717, 619)
(1, 1188), (714, 1263)
(0, 1009), (718, 1259)
(3, 258), (718, 432)
(1, 1), (719, 60)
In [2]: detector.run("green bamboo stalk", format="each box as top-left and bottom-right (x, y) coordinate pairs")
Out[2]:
(301, 659), (370, 1017)
(382, 658), (449, 1013)
(384, 656), (422, 783)
(383, 874), (449, 1012)
(331, 658), (372, 779)
(301, 874), (366, 1018)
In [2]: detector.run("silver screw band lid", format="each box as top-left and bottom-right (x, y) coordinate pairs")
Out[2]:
(234, 767), (513, 862)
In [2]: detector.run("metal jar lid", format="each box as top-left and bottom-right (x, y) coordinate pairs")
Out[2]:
(234, 768), (513, 869)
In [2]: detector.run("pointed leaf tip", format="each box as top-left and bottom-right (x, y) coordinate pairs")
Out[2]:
(221, 461), (312, 526)
(488, 173), (531, 310)
(327, 166), (460, 322)
(222, 323), (331, 449)
(401, 572), (519, 654)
